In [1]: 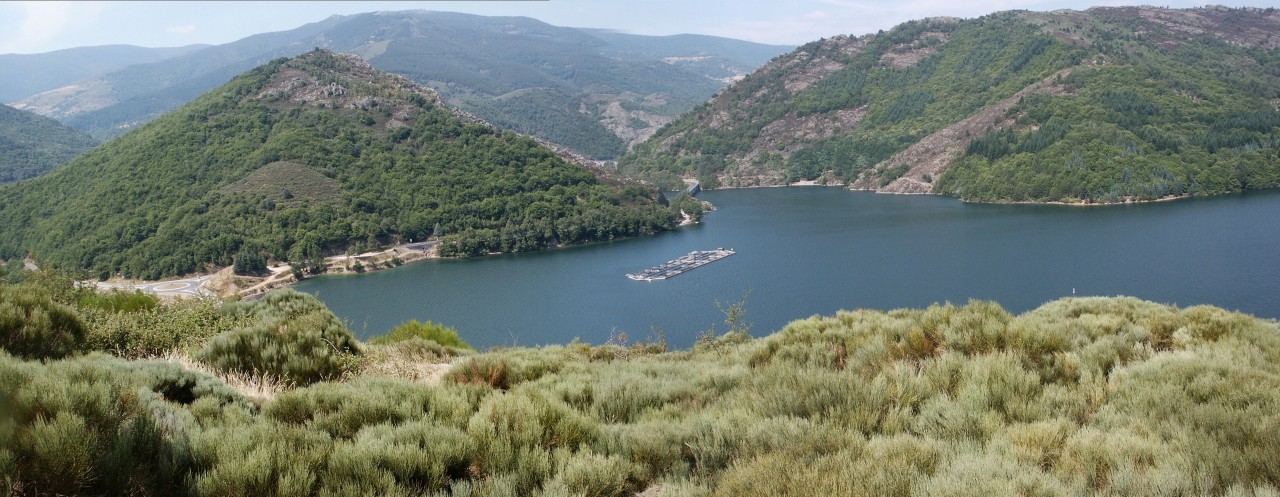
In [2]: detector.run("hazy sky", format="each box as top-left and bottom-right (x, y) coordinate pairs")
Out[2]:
(1, 0), (1276, 54)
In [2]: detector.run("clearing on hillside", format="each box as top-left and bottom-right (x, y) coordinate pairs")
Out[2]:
(222, 160), (342, 206)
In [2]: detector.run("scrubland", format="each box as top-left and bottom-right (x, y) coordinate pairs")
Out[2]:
(2, 271), (1279, 496)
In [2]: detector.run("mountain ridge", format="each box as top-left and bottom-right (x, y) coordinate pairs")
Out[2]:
(11, 11), (791, 160)
(0, 50), (682, 279)
(620, 6), (1280, 203)
(0, 43), (207, 103)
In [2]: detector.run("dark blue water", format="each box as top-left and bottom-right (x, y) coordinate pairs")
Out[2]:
(295, 188), (1280, 349)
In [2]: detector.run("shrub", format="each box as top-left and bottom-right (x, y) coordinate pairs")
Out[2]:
(78, 289), (158, 313)
(0, 283), (88, 359)
(560, 450), (645, 497)
(0, 353), (251, 497)
(3, 295), (1280, 495)
(265, 377), (472, 439)
(466, 391), (600, 488)
(323, 421), (475, 494)
(196, 289), (361, 385)
(82, 297), (255, 358)
(370, 319), (472, 350)
(448, 355), (511, 389)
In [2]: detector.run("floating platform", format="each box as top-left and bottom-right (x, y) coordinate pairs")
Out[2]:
(627, 248), (734, 281)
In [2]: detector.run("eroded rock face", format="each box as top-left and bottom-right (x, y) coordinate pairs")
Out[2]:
(878, 31), (951, 69)
(253, 53), (442, 118)
(853, 70), (1075, 194)
(625, 6), (1280, 194)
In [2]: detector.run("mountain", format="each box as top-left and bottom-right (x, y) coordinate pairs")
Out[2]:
(0, 44), (207, 103)
(0, 50), (680, 280)
(13, 11), (791, 159)
(0, 103), (97, 183)
(620, 6), (1280, 203)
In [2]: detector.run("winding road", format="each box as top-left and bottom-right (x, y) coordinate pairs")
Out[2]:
(97, 275), (214, 298)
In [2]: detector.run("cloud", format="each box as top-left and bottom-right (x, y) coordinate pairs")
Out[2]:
(0, 1), (73, 53)
(166, 24), (197, 35)
(0, 1), (104, 54)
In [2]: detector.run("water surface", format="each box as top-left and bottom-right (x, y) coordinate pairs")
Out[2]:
(296, 188), (1280, 348)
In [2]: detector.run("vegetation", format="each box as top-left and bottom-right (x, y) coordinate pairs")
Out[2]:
(621, 7), (1280, 202)
(370, 319), (473, 351)
(456, 88), (627, 160)
(937, 43), (1280, 202)
(0, 104), (97, 183)
(196, 289), (362, 385)
(0, 50), (681, 280)
(23, 11), (787, 157)
(2, 268), (1279, 496)
(0, 283), (87, 360)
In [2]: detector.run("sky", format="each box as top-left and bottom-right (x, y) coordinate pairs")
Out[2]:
(1, 0), (1277, 54)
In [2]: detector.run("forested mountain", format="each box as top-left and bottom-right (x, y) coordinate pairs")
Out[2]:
(0, 104), (97, 183)
(621, 6), (1280, 203)
(0, 50), (681, 279)
(12, 11), (790, 159)
(0, 44), (206, 103)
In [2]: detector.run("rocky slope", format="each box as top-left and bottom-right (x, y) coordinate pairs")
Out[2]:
(621, 6), (1280, 203)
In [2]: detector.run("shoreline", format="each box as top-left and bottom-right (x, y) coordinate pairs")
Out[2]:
(85, 187), (1225, 298)
(956, 193), (1195, 207)
(690, 176), (1204, 207)
(110, 206), (718, 299)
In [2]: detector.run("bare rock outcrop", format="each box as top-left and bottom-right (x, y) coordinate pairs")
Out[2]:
(853, 69), (1075, 194)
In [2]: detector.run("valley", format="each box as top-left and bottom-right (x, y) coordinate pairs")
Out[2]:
(1, 4), (1279, 497)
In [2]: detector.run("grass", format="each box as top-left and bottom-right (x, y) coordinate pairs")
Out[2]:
(2, 287), (1280, 496)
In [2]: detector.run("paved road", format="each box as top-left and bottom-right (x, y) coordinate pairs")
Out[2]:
(97, 275), (214, 298)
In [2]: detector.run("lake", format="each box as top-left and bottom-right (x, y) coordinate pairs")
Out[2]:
(295, 188), (1280, 349)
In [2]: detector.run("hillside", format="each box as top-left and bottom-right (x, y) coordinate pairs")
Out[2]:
(621, 6), (1280, 203)
(12, 11), (791, 159)
(0, 50), (681, 280)
(3, 273), (1280, 495)
(0, 44), (206, 103)
(0, 104), (97, 183)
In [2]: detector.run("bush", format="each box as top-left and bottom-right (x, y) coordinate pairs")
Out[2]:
(3, 295), (1280, 495)
(81, 297), (255, 359)
(0, 283), (88, 359)
(265, 377), (472, 439)
(0, 353), (252, 497)
(78, 289), (158, 313)
(369, 319), (472, 350)
(560, 450), (645, 497)
(196, 289), (361, 385)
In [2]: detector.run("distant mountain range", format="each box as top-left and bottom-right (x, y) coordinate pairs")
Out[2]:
(621, 6), (1280, 203)
(0, 104), (97, 183)
(0, 50), (681, 279)
(7, 11), (791, 160)
(0, 44), (207, 103)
